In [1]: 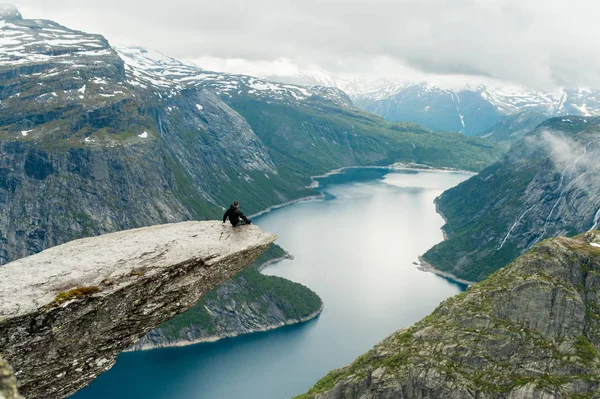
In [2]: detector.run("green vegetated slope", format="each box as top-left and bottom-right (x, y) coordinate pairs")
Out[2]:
(228, 98), (501, 176)
(297, 231), (600, 399)
(478, 111), (548, 145)
(131, 243), (323, 349)
(423, 116), (600, 282)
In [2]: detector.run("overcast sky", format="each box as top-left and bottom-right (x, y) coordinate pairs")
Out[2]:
(13, 0), (600, 89)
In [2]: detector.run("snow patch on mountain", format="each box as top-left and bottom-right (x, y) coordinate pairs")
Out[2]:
(0, 4), (22, 20)
(114, 46), (351, 107)
(0, 17), (113, 68)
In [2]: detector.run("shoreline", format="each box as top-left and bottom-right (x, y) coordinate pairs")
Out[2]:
(249, 163), (476, 221)
(308, 162), (476, 189)
(256, 254), (294, 271)
(435, 201), (449, 241)
(414, 169), (474, 286)
(417, 256), (475, 286)
(249, 194), (325, 219)
(247, 162), (475, 287)
(130, 303), (324, 351)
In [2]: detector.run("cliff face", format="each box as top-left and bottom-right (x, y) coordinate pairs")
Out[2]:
(298, 231), (600, 399)
(131, 260), (323, 350)
(0, 221), (276, 399)
(0, 140), (198, 263)
(0, 356), (21, 399)
(423, 117), (600, 282)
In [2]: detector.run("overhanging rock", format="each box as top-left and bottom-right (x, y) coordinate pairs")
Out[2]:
(0, 221), (276, 399)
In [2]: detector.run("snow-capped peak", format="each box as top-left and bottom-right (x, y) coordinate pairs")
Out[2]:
(114, 46), (351, 107)
(0, 4), (21, 20)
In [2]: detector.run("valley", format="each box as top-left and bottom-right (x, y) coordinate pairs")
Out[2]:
(1, 3), (600, 399)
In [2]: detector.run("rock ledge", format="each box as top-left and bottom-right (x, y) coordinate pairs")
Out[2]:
(0, 221), (276, 399)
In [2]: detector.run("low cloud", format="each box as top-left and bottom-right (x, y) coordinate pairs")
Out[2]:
(538, 128), (598, 174)
(14, 0), (600, 89)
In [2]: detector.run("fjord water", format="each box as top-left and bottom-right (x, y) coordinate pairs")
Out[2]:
(72, 168), (470, 399)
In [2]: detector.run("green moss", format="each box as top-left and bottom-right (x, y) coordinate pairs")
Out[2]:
(292, 368), (350, 399)
(51, 286), (101, 306)
(574, 335), (598, 365)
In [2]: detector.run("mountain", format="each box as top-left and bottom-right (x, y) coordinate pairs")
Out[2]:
(478, 110), (549, 145)
(354, 82), (506, 136)
(0, 8), (501, 265)
(296, 231), (600, 398)
(356, 83), (600, 136)
(422, 116), (600, 282)
(0, 5), (500, 377)
(131, 244), (323, 350)
(267, 68), (600, 136)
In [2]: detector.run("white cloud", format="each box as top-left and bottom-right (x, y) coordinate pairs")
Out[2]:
(13, 0), (600, 89)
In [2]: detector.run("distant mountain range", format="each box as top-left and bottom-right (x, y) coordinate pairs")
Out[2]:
(267, 70), (600, 136)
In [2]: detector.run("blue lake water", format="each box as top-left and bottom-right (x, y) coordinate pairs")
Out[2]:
(72, 168), (470, 399)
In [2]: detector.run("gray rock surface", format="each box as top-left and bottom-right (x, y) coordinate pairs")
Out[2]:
(297, 231), (600, 399)
(0, 221), (276, 399)
(0, 357), (22, 399)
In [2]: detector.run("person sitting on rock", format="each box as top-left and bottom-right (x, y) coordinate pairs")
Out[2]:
(223, 201), (252, 227)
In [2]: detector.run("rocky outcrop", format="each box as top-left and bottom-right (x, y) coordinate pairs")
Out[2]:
(0, 221), (276, 399)
(130, 255), (323, 349)
(298, 231), (600, 399)
(0, 357), (21, 399)
(423, 117), (600, 282)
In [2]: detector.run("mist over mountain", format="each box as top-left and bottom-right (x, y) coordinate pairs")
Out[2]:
(423, 116), (600, 282)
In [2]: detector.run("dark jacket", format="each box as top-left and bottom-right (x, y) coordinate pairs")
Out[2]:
(223, 205), (251, 226)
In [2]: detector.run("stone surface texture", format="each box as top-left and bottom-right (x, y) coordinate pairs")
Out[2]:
(0, 221), (276, 399)
(0, 356), (21, 399)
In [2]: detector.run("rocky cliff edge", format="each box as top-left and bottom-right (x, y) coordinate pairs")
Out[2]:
(0, 221), (276, 399)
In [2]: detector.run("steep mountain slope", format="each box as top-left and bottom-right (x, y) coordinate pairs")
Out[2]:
(423, 116), (600, 282)
(356, 83), (600, 136)
(297, 231), (600, 399)
(479, 111), (548, 145)
(132, 244), (323, 350)
(355, 83), (506, 136)
(0, 9), (501, 264)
